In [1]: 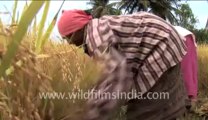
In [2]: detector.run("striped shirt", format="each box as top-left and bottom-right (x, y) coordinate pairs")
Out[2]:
(84, 12), (187, 120)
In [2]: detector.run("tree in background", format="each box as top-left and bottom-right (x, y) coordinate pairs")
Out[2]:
(175, 3), (198, 30)
(193, 29), (208, 43)
(174, 3), (208, 43)
(118, 0), (180, 24)
(87, 0), (121, 18)
(88, 0), (199, 30)
(88, 0), (207, 43)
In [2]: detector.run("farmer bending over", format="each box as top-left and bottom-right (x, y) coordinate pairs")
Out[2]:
(58, 10), (187, 120)
(174, 26), (198, 110)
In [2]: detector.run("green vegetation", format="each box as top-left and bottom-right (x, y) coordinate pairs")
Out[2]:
(193, 29), (208, 43)
(175, 3), (198, 30)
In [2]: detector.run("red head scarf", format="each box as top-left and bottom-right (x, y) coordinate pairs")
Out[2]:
(58, 10), (92, 37)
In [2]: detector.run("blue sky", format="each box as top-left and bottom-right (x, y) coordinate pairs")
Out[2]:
(0, 0), (207, 39)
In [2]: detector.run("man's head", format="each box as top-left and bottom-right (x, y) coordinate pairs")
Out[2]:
(58, 9), (92, 46)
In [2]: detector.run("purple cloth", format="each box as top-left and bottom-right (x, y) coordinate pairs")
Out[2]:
(181, 35), (198, 99)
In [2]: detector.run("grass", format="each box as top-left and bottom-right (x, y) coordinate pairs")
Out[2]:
(0, 40), (101, 120)
(0, 1), (45, 77)
(0, 1), (208, 120)
(197, 45), (208, 98)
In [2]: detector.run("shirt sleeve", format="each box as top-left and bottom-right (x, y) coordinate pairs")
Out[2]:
(84, 18), (135, 120)
(84, 45), (133, 120)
